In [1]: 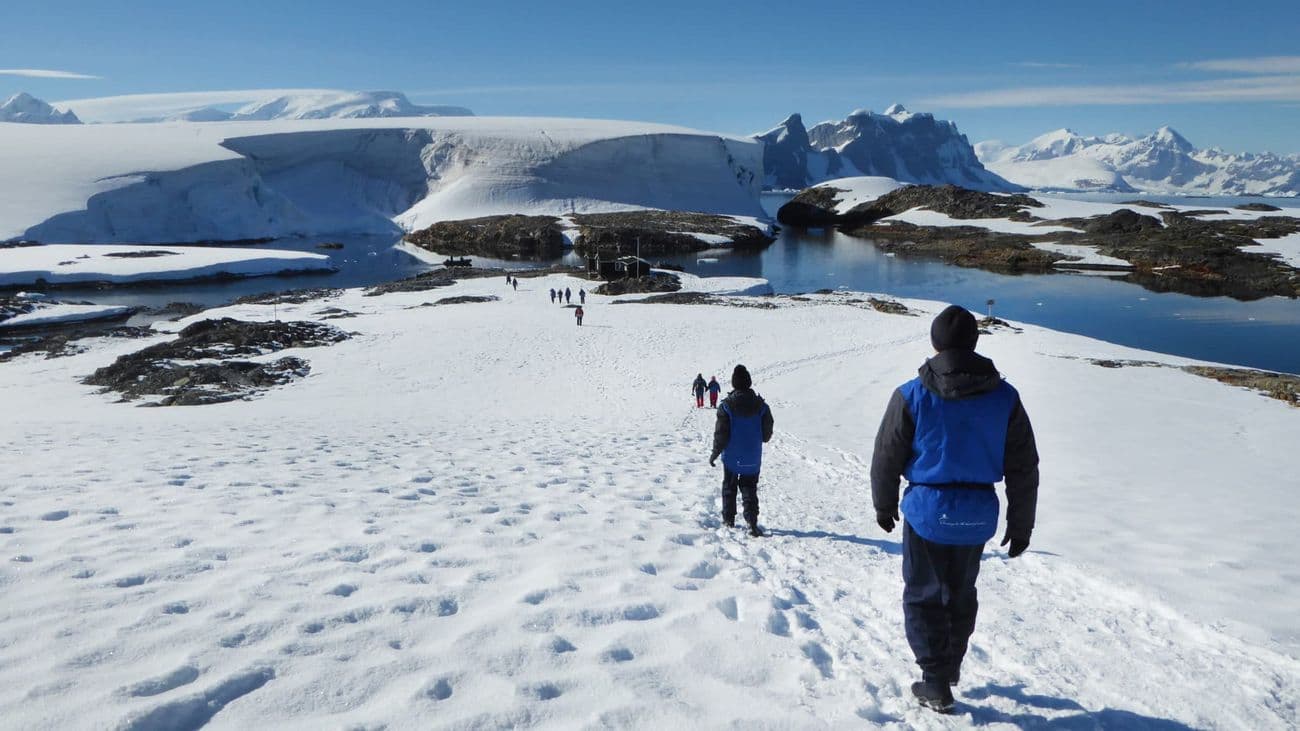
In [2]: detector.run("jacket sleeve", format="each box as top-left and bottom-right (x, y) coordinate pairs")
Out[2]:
(710, 406), (731, 461)
(1003, 396), (1040, 541)
(761, 404), (774, 443)
(870, 388), (914, 515)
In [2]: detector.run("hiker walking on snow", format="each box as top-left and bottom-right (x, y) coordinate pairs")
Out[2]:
(579, 288), (586, 304)
(575, 306), (584, 326)
(549, 288), (556, 304)
(512, 279), (518, 291)
(707, 376), (721, 408)
(709, 365), (774, 537)
(870, 304), (1039, 715)
(692, 374), (707, 408)
(565, 287), (572, 304)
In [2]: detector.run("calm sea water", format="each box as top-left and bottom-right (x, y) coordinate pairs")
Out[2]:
(12, 194), (1300, 374)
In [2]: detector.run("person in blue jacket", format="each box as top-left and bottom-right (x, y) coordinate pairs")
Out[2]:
(709, 365), (775, 537)
(870, 304), (1039, 714)
(706, 375), (722, 408)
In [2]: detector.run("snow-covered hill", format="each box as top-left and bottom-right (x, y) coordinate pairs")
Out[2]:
(756, 105), (1018, 192)
(0, 93), (80, 125)
(0, 276), (1296, 728)
(225, 91), (472, 121)
(0, 117), (764, 243)
(979, 127), (1300, 196)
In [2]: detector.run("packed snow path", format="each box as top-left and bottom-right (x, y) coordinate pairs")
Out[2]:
(0, 273), (1296, 729)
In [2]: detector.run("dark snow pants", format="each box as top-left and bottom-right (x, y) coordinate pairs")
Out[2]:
(721, 469), (759, 526)
(902, 521), (982, 683)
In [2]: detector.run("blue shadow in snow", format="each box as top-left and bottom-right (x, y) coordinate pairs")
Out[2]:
(961, 683), (1200, 730)
(765, 528), (902, 555)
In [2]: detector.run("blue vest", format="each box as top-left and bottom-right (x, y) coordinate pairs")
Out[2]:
(899, 377), (1018, 545)
(721, 402), (766, 476)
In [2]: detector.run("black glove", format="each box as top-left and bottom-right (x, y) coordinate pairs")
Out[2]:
(1001, 533), (1029, 558)
(876, 509), (898, 533)
(709, 456), (717, 467)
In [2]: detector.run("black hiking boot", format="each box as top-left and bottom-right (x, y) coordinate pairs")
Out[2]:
(723, 518), (735, 528)
(748, 523), (764, 537)
(911, 681), (955, 714)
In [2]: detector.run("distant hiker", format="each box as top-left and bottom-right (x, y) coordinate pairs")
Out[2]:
(550, 288), (556, 303)
(506, 274), (512, 285)
(707, 376), (721, 408)
(692, 374), (707, 408)
(709, 365), (774, 537)
(579, 288), (586, 305)
(870, 304), (1040, 715)
(512, 279), (518, 291)
(575, 306), (584, 326)
(565, 287), (572, 304)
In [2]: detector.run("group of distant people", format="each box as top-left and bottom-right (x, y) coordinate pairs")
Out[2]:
(548, 286), (585, 306)
(691, 373), (722, 408)
(700, 305), (1039, 715)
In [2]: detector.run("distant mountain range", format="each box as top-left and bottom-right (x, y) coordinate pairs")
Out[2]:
(0, 93), (81, 124)
(755, 105), (1018, 192)
(977, 128), (1300, 197)
(129, 91), (474, 122)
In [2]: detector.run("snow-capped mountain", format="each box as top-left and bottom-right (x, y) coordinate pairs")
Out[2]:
(978, 127), (1300, 196)
(227, 90), (472, 121)
(756, 105), (1018, 192)
(0, 93), (81, 125)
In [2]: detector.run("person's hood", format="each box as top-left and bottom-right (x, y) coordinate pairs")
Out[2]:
(723, 388), (766, 416)
(918, 350), (1002, 400)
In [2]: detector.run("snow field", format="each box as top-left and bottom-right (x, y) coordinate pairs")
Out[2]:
(0, 272), (1297, 729)
(0, 244), (334, 287)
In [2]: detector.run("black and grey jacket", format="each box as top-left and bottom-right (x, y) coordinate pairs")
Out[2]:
(870, 350), (1040, 540)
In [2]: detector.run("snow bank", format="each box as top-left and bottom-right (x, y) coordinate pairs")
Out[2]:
(809, 176), (907, 213)
(0, 275), (1296, 729)
(663, 270), (773, 295)
(0, 244), (334, 287)
(882, 207), (1083, 235)
(0, 302), (135, 329)
(0, 117), (765, 244)
(1250, 232), (1300, 268)
(1032, 242), (1133, 268)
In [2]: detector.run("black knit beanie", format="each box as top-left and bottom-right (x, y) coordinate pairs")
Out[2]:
(731, 364), (752, 390)
(930, 305), (979, 352)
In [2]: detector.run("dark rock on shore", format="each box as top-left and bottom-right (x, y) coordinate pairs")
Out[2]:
(363, 266), (507, 296)
(572, 211), (773, 257)
(779, 184), (1043, 228)
(848, 222), (1065, 273)
(84, 318), (349, 406)
(1, 325), (151, 362)
(411, 295), (500, 308)
(235, 288), (344, 305)
(593, 273), (682, 296)
(1236, 203), (1283, 212)
(612, 291), (776, 309)
(776, 186), (846, 227)
(316, 242), (346, 250)
(405, 215), (567, 260)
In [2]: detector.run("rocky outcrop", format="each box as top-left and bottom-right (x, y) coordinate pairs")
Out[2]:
(83, 318), (350, 406)
(405, 215), (567, 260)
(775, 186), (846, 227)
(572, 211), (774, 257)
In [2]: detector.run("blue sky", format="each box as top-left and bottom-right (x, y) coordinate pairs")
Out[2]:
(5, 0), (1300, 153)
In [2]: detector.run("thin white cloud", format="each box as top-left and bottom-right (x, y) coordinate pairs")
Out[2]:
(919, 75), (1300, 108)
(53, 88), (341, 122)
(1011, 62), (1084, 70)
(0, 68), (101, 80)
(1182, 56), (1300, 74)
